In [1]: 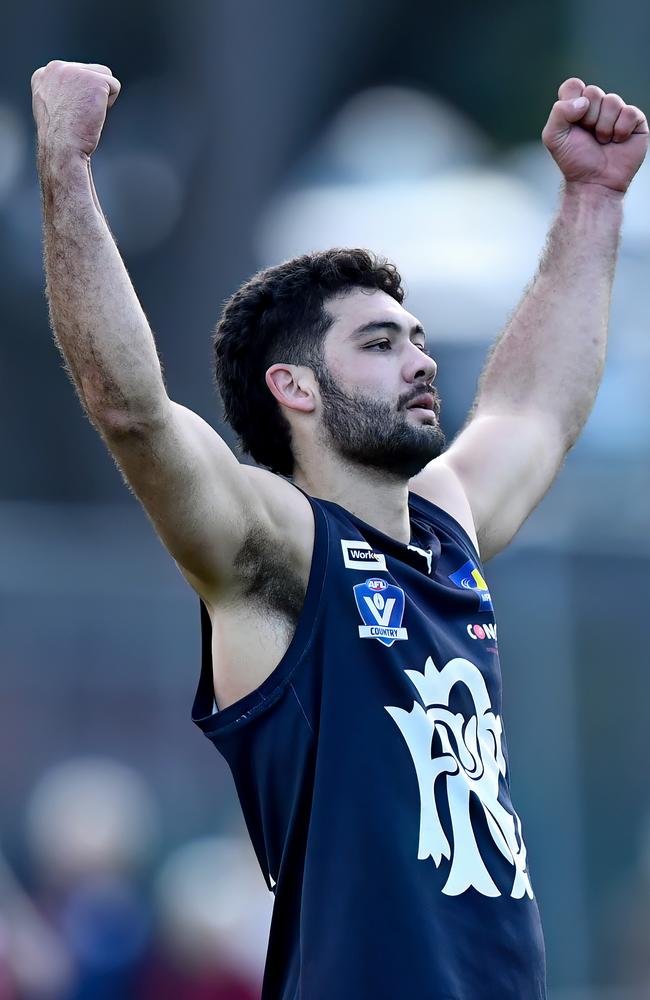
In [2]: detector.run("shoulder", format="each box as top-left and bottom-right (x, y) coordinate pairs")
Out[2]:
(409, 457), (479, 553)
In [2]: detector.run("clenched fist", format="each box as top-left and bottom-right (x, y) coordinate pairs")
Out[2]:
(31, 60), (121, 159)
(542, 77), (648, 193)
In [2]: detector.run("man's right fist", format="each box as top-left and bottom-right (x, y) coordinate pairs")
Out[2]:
(31, 61), (121, 159)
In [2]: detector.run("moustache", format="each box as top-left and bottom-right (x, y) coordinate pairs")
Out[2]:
(399, 384), (441, 416)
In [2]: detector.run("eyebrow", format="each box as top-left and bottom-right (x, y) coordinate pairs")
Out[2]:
(350, 320), (426, 340)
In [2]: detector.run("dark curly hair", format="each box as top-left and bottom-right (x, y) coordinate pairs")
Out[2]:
(213, 248), (404, 476)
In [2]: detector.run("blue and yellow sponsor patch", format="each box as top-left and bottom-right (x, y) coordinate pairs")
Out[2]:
(448, 559), (493, 610)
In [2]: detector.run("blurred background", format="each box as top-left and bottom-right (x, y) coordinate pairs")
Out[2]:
(2, 0), (650, 996)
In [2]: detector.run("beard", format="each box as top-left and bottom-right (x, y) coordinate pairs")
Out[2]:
(314, 365), (446, 480)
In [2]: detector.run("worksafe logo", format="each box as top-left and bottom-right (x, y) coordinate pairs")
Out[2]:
(341, 539), (387, 571)
(354, 578), (408, 647)
(449, 559), (493, 610)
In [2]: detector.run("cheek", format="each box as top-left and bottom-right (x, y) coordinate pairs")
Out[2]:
(346, 355), (400, 392)
(324, 344), (403, 400)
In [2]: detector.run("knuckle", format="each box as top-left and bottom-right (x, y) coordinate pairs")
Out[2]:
(62, 64), (96, 88)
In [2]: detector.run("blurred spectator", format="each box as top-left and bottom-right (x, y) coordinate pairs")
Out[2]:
(140, 836), (272, 999)
(0, 849), (72, 998)
(6, 760), (270, 998)
(24, 758), (157, 999)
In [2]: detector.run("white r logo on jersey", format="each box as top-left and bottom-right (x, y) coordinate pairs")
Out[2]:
(385, 655), (533, 899)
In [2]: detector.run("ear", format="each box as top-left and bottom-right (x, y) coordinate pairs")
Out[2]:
(265, 364), (316, 414)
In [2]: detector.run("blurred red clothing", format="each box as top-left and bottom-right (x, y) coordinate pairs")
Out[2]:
(138, 955), (259, 1000)
(0, 964), (15, 1000)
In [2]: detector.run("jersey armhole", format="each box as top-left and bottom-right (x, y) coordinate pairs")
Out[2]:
(191, 496), (329, 739)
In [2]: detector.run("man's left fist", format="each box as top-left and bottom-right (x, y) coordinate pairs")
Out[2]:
(542, 78), (648, 193)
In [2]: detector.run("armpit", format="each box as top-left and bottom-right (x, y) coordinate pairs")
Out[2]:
(233, 523), (307, 627)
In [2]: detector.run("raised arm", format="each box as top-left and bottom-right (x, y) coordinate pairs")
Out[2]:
(32, 60), (295, 600)
(415, 77), (648, 561)
(33, 61), (166, 429)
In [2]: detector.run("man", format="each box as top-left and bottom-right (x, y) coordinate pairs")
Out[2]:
(31, 60), (647, 999)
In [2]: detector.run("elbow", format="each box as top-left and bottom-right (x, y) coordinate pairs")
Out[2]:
(79, 371), (169, 440)
(90, 402), (169, 440)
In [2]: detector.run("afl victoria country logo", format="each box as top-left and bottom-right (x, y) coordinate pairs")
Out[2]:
(353, 578), (408, 647)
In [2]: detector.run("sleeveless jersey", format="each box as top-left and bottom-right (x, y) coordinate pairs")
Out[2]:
(192, 490), (547, 1000)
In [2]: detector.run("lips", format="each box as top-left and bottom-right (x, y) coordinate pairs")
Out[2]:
(406, 393), (435, 411)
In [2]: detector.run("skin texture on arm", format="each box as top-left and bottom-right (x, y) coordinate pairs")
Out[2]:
(418, 77), (648, 562)
(32, 61), (303, 599)
(34, 62), (167, 426)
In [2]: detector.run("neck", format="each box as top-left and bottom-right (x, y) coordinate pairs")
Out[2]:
(293, 452), (412, 543)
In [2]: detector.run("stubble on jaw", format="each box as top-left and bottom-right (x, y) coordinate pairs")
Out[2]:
(313, 366), (446, 480)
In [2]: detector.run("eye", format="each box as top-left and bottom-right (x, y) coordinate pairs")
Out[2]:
(366, 340), (391, 351)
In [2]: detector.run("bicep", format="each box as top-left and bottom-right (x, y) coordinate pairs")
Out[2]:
(99, 399), (268, 597)
(433, 412), (567, 561)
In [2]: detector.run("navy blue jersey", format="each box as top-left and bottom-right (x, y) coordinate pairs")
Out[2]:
(192, 490), (546, 999)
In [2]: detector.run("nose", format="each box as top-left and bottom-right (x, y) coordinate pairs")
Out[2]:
(405, 343), (437, 385)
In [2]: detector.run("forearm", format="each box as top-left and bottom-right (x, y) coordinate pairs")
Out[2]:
(39, 149), (168, 428)
(474, 181), (623, 447)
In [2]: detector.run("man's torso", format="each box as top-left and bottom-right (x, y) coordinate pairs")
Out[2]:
(202, 463), (478, 710)
(191, 486), (546, 999)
